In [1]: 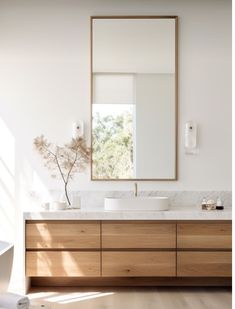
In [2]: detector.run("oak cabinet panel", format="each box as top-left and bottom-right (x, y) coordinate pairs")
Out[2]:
(102, 222), (176, 249)
(102, 252), (176, 277)
(26, 251), (101, 277)
(177, 252), (232, 277)
(26, 221), (100, 249)
(177, 223), (232, 249)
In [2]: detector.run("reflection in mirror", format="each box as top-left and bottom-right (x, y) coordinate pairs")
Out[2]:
(91, 17), (178, 180)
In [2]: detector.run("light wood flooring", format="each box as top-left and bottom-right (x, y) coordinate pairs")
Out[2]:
(28, 287), (232, 309)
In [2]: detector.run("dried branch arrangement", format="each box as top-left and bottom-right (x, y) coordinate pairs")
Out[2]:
(34, 135), (90, 206)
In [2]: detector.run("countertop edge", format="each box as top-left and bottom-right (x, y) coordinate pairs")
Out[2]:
(23, 209), (232, 221)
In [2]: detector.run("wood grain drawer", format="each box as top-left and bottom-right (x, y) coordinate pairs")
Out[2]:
(26, 221), (100, 249)
(26, 251), (101, 277)
(177, 252), (232, 277)
(102, 252), (176, 277)
(102, 222), (176, 249)
(177, 223), (232, 249)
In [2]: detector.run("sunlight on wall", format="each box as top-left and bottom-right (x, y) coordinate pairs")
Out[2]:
(0, 118), (15, 174)
(32, 171), (51, 204)
(0, 117), (15, 241)
(18, 159), (51, 211)
(0, 117), (50, 293)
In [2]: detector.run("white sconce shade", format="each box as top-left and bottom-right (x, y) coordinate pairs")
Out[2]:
(72, 121), (84, 138)
(184, 121), (198, 154)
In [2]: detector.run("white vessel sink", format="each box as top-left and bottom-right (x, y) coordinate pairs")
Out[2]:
(104, 197), (169, 211)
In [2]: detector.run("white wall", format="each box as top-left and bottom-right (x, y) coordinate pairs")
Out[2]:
(0, 0), (231, 292)
(0, 0), (231, 202)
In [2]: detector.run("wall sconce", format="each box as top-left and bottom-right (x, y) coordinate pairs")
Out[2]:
(184, 121), (198, 154)
(72, 121), (84, 138)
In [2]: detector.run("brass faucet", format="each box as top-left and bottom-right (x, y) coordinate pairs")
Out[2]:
(134, 183), (138, 197)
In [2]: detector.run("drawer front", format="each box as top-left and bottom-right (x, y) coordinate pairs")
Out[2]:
(177, 223), (232, 249)
(102, 222), (176, 249)
(26, 221), (100, 249)
(177, 252), (232, 277)
(26, 251), (101, 277)
(102, 252), (176, 277)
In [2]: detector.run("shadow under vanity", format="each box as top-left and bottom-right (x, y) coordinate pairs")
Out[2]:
(24, 212), (232, 289)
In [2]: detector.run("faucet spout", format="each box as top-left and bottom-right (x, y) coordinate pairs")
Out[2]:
(134, 183), (138, 197)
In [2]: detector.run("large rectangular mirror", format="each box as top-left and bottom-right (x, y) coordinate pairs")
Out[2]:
(91, 16), (178, 180)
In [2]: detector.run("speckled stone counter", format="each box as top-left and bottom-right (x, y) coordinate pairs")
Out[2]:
(23, 205), (232, 221)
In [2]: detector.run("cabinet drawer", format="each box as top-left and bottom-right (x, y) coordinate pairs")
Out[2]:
(177, 223), (232, 249)
(26, 221), (100, 249)
(102, 252), (176, 277)
(177, 252), (232, 277)
(102, 222), (176, 249)
(26, 251), (101, 277)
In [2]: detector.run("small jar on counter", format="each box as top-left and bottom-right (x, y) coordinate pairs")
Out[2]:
(206, 199), (216, 210)
(201, 198), (207, 210)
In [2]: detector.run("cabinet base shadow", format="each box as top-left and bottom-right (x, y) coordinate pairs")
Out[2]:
(29, 277), (232, 288)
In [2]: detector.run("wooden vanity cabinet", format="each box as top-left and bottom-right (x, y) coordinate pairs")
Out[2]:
(25, 220), (232, 285)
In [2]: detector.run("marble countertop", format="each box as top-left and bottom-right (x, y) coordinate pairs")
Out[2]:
(23, 206), (232, 221)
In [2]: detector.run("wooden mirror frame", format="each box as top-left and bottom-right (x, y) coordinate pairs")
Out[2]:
(90, 16), (178, 181)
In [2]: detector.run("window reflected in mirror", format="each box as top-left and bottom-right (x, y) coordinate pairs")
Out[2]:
(93, 74), (135, 179)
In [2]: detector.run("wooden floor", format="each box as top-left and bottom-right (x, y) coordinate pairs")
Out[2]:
(28, 287), (232, 309)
